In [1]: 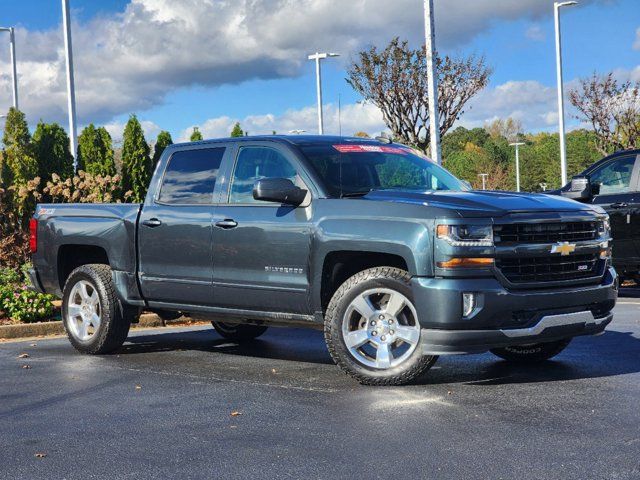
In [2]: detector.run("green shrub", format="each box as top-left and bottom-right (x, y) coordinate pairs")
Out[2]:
(0, 266), (56, 323)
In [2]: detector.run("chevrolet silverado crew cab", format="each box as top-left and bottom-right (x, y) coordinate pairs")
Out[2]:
(28, 135), (618, 385)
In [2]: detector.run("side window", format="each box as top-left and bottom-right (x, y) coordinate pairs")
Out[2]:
(158, 147), (225, 204)
(229, 147), (301, 203)
(590, 156), (636, 195)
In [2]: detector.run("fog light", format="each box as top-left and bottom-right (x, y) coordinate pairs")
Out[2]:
(462, 293), (476, 317)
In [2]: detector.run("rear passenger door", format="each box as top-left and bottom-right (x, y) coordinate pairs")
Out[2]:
(138, 145), (229, 306)
(212, 143), (314, 314)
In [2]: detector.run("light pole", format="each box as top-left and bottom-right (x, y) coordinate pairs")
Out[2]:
(509, 142), (525, 192)
(0, 27), (18, 109)
(554, 1), (578, 186)
(307, 52), (339, 135)
(424, 0), (442, 165)
(478, 173), (488, 190)
(62, 0), (78, 166)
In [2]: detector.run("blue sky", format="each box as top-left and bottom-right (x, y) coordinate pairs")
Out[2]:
(0, 0), (638, 143)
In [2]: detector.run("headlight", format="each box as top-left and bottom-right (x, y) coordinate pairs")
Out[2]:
(597, 217), (610, 238)
(436, 224), (493, 247)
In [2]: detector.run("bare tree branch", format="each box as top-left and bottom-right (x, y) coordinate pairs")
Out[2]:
(347, 38), (492, 153)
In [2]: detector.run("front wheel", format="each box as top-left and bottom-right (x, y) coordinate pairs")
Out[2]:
(324, 267), (437, 386)
(490, 338), (572, 363)
(62, 264), (132, 354)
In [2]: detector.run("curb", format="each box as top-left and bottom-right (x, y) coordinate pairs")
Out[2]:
(0, 313), (166, 340)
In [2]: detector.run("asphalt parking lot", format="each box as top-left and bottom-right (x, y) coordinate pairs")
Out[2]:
(1, 301), (639, 480)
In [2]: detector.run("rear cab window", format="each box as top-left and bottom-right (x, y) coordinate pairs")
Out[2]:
(158, 147), (226, 204)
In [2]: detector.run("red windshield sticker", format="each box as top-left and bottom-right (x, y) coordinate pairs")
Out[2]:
(332, 144), (408, 154)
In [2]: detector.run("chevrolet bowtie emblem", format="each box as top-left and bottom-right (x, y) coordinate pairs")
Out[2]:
(550, 242), (576, 256)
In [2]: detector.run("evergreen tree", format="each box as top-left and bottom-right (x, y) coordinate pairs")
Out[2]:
(152, 130), (173, 169)
(190, 127), (203, 142)
(32, 122), (74, 183)
(1, 107), (37, 186)
(230, 122), (244, 137)
(77, 124), (116, 176)
(120, 115), (151, 202)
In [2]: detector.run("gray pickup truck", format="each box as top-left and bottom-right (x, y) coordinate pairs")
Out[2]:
(29, 135), (618, 385)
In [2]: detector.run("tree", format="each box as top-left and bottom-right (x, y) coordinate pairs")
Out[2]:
(190, 127), (203, 142)
(152, 130), (173, 169)
(347, 38), (491, 153)
(484, 117), (523, 142)
(1, 107), (37, 186)
(120, 115), (151, 202)
(569, 72), (640, 154)
(230, 122), (244, 137)
(77, 124), (116, 176)
(32, 122), (74, 183)
(353, 131), (371, 138)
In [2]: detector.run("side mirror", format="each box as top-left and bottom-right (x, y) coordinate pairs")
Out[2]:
(253, 178), (308, 206)
(561, 175), (592, 201)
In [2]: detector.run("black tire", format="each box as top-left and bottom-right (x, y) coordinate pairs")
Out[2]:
(61, 264), (132, 354)
(324, 267), (438, 386)
(211, 321), (268, 342)
(490, 338), (572, 363)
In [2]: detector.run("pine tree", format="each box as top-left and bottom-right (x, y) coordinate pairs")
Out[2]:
(1, 107), (37, 186)
(230, 122), (244, 137)
(190, 127), (203, 142)
(120, 115), (151, 202)
(152, 130), (173, 169)
(32, 122), (74, 183)
(77, 124), (116, 176)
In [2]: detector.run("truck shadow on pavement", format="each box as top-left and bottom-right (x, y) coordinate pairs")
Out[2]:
(119, 327), (640, 387)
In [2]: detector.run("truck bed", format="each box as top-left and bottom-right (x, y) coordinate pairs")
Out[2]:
(32, 203), (142, 297)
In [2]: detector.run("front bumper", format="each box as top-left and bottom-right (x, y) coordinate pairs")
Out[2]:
(412, 266), (617, 354)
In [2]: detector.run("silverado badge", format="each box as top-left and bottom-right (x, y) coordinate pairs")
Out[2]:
(550, 242), (576, 256)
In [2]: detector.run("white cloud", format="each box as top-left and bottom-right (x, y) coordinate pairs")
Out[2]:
(0, 0), (607, 129)
(181, 102), (386, 141)
(634, 27), (640, 50)
(525, 24), (545, 41)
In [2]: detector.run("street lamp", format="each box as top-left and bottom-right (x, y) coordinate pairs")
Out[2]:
(0, 27), (18, 109)
(423, 0), (442, 165)
(307, 52), (339, 135)
(554, 1), (578, 186)
(478, 173), (489, 190)
(62, 0), (78, 165)
(509, 142), (525, 192)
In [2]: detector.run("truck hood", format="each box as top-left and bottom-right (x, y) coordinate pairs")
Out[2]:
(363, 189), (595, 217)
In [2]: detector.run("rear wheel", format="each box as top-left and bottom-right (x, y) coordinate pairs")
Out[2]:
(211, 321), (268, 342)
(62, 264), (133, 354)
(490, 338), (572, 363)
(324, 267), (437, 386)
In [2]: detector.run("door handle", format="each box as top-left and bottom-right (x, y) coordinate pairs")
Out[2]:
(142, 218), (162, 227)
(215, 219), (238, 229)
(610, 202), (628, 209)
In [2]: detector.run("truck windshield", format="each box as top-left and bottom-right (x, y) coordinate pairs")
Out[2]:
(299, 143), (468, 197)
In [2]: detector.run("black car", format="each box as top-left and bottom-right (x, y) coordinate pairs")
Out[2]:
(558, 149), (640, 280)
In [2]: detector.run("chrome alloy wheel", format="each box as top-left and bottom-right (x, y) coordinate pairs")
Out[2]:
(66, 280), (101, 342)
(341, 288), (421, 369)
